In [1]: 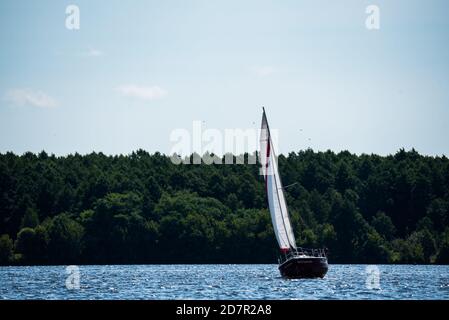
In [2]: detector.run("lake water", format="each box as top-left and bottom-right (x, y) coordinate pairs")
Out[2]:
(0, 264), (448, 300)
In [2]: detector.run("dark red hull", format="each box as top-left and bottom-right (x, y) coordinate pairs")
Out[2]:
(279, 256), (328, 279)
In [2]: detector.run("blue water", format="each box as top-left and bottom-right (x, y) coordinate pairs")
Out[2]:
(0, 264), (448, 300)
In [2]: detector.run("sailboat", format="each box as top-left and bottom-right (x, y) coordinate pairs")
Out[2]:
(260, 107), (328, 279)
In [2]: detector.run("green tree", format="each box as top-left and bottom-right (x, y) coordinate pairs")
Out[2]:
(358, 229), (392, 263)
(0, 234), (13, 264)
(436, 228), (449, 264)
(298, 229), (318, 248)
(15, 228), (37, 263)
(20, 207), (39, 229)
(426, 199), (448, 231)
(82, 192), (155, 263)
(391, 237), (425, 264)
(317, 223), (337, 249)
(371, 211), (396, 240)
(14, 225), (49, 264)
(1, 149), (449, 264)
(47, 213), (84, 264)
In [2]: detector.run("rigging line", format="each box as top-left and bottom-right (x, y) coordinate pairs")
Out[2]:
(279, 182), (299, 190)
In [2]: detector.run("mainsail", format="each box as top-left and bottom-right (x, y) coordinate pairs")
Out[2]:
(260, 108), (297, 252)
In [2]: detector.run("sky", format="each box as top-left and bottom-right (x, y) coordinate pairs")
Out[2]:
(0, 0), (448, 157)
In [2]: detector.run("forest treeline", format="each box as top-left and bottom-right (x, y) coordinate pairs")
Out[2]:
(0, 149), (449, 265)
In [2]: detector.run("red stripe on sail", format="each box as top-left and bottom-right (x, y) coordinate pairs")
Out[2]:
(265, 137), (270, 171)
(264, 137), (271, 191)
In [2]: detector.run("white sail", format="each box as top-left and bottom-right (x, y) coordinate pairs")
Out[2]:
(260, 109), (297, 251)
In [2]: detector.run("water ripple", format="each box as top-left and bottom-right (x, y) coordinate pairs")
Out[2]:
(0, 264), (448, 300)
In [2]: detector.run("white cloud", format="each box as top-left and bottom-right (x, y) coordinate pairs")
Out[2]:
(85, 48), (103, 57)
(54, 48), (104, 57)
(4, 89), (57, 108)
(254, 66), (278, 77)
(117, 85), (167, 101)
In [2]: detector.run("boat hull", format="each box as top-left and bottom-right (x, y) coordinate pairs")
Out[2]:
(279, 256), (328, 279)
